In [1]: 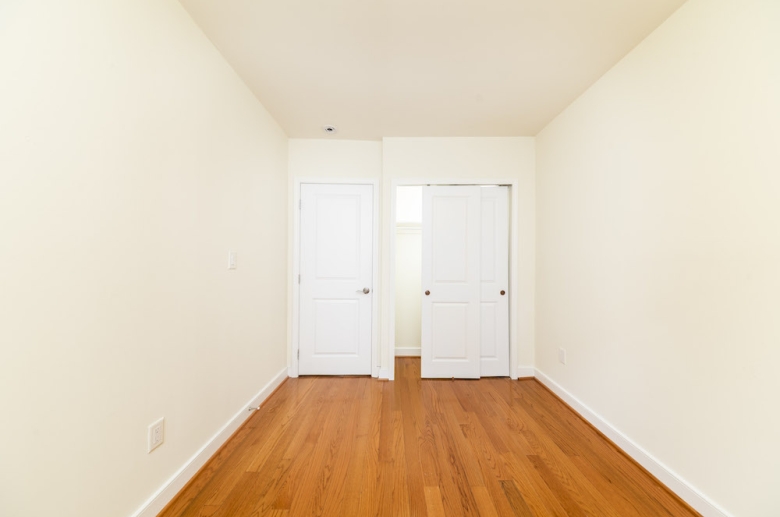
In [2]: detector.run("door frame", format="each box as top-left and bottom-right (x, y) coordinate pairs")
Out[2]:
(387, 178), (520, 381)
(290, 178), (381, 378)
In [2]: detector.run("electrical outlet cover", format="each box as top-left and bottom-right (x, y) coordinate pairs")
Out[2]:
(148, 417), (165, 453)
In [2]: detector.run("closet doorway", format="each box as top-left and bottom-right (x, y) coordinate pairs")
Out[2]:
(393, 183), (511, 379)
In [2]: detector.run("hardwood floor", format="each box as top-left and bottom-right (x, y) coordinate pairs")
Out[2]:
(159, 358), (699, 516)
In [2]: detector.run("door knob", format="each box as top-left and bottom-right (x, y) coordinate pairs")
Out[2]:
(500, 290), (506, 296)
(357, 287), (370, 294)
(425, 290), (430, 296)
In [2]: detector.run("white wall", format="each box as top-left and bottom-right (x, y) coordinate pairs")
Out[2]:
(535, 1), (780, 516)
(288, 139), (383, 180)
(0, 2), (288, 517)
(394, 187), (423, 355)
(396, 186), (423, 224)
(394, 226), (423, 355)
(382, 138), (536, 378)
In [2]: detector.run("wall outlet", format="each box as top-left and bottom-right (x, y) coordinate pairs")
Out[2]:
(558, 348), (567, 365)
(228, 251), (237, 270)
(148, 417), (165, 453)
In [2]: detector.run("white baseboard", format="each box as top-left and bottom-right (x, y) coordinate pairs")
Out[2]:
(395, 346), (421, 357)
(378, 367), (393, 380)
(130, 367), (288, 517)
(533, 369), (732, 517)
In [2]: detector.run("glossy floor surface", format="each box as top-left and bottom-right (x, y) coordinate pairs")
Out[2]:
(160, 358), (698, 516)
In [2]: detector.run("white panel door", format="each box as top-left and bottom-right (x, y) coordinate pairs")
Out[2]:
(421, 186), (481, 379)
(480, 187), (509, 376)
(299, 184), (373, 375)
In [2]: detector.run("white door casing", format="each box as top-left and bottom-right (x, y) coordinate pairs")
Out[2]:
(421, 186), (481, 379)
(480, 187), (510, 376)
(299, 184), (373, 375)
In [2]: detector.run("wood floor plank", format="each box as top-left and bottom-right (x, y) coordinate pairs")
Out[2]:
(423, 486), (446, 517)
(159, 359), (701, 517)
(500, 479), (534, 517)
(397, 362), (429, 516)
(356, 379), (384, 516)
(501, 451), (569, 517)
(422, 381), (478, 517)
(333, 378), (373, 515)
(248, 382), (341, 514)
(287, 380), (357, 516)
(471, 486), (500, 517)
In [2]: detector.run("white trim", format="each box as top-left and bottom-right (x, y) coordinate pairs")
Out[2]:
(508, 181), (520, 380)
(396, 223), (422, 235)
(387, 178), (521, 382)
(533, 369), (733, 517)
(395, 346), (421, 357)
(130, 367), (288, 517)
(291, 178), (381, 379)
(378, 367), (392, 380)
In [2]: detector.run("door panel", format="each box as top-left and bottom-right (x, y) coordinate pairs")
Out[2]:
(421, 186), (481, 378)
(431, 303), (469, 359)
(480, 303), (497, 357)
(432, 196), (470, 282)
(313, 299), (359, 355)
(299, 184), (373, 375)
(480, 187), (509, 376)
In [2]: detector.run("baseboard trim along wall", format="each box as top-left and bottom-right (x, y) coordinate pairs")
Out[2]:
(533, 369), (733, 517)
(395, 346), (421, 356)
(130, 367), (288, 517)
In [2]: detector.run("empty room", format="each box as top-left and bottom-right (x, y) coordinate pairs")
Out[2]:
(1, 1), (778, 516)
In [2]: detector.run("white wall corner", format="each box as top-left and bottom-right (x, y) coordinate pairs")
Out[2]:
(130, 367), (288, 517)
(516, 365), (535, 378)
(533, 369), (733, 517)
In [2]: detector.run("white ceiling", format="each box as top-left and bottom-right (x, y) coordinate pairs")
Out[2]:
(180, 0), (686, 140)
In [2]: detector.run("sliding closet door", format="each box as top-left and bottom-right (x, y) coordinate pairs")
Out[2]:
(480, 187), (509, 376)
(420, 186), (481, 379)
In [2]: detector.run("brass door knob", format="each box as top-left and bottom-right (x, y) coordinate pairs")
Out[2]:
(425, 290), (430, 296)
(500, 290), (506, 295)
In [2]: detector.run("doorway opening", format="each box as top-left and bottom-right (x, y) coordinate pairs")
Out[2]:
(394, 186), (424, 358)
(291, 179), (380, 379)
(392, 183), (512, 379)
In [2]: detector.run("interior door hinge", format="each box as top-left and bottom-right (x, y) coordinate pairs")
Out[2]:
(298, 274), (301, 284)
(297, 349), (300, 359)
